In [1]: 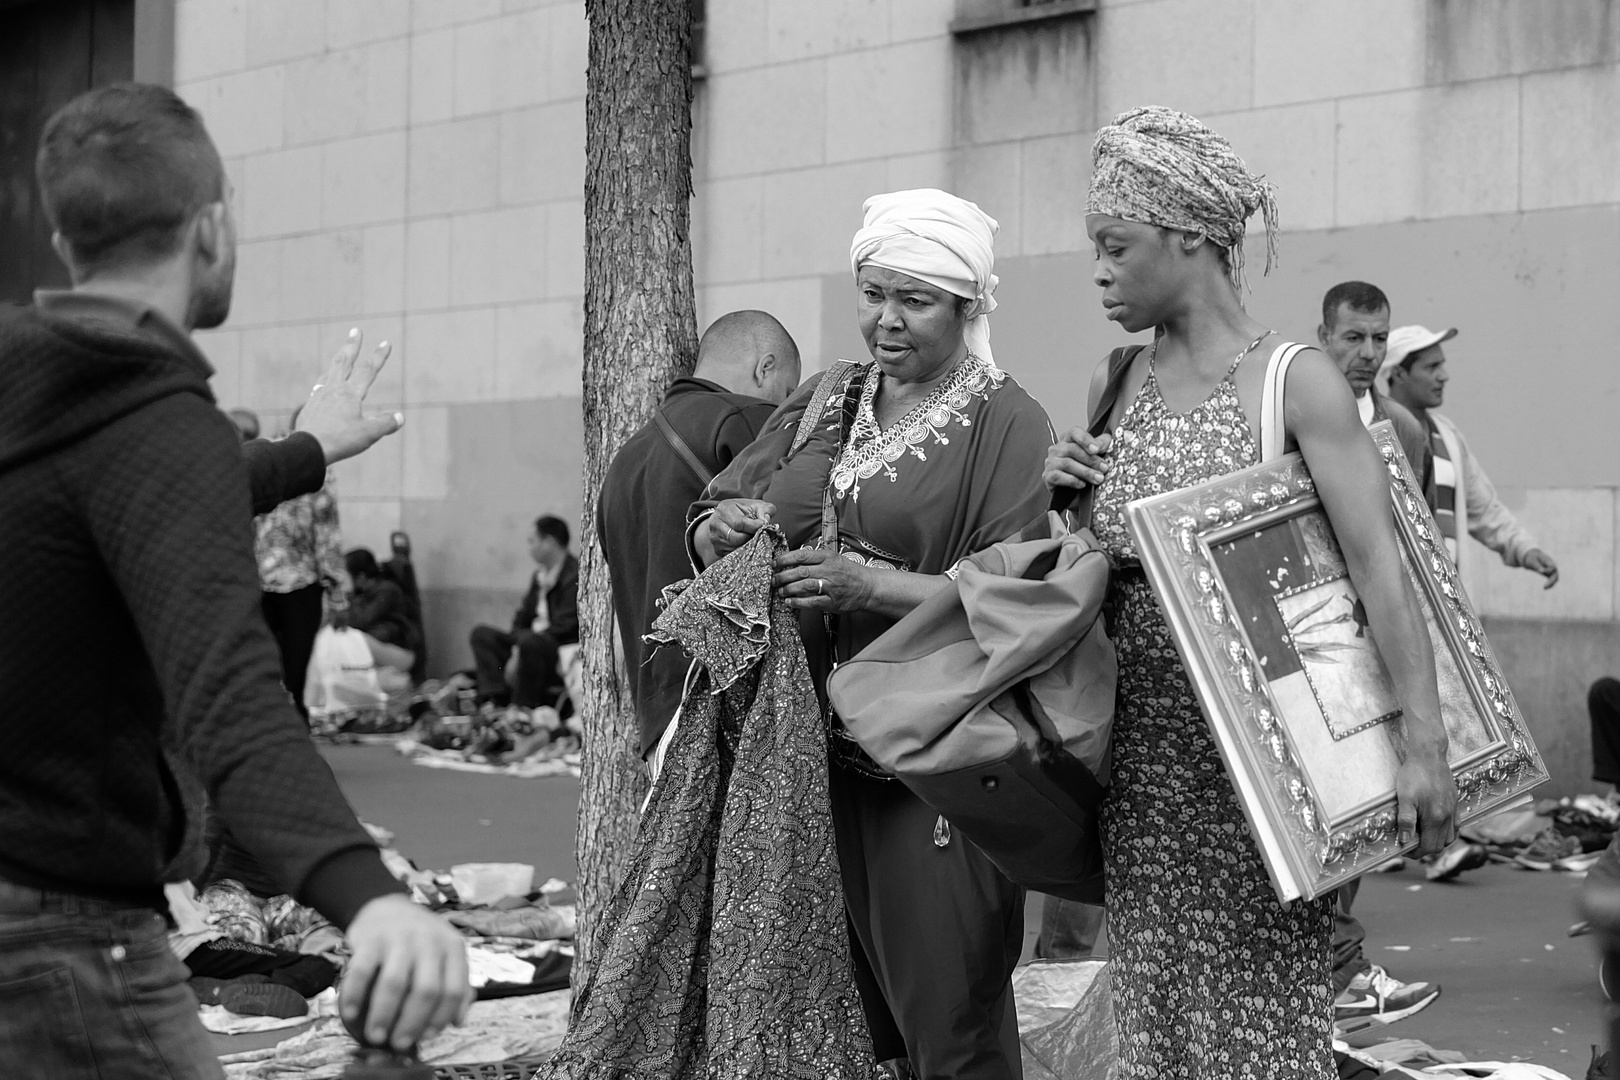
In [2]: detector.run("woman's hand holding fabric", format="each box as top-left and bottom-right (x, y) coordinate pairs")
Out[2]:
(773, 548), (875, 614)
(1044, 428), (1113, 492)
(700, 499), (776, 564)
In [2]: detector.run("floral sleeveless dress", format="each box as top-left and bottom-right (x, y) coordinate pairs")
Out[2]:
(1090, 361), (1335, 1079)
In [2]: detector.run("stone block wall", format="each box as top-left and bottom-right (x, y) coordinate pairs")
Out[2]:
(175, 0), (1620, 784)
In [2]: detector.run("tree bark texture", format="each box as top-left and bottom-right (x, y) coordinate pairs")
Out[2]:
(574, 0), (697, 985)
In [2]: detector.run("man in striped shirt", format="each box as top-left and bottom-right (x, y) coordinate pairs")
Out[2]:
(1382, 325), (1559, 588)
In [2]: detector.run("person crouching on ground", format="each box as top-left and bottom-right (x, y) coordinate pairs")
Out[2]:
(469, 515), (579, 712)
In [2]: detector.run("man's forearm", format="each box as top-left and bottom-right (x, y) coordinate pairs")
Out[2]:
(242, 432), (326, 515)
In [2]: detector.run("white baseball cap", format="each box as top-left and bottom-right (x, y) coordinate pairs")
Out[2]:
(1379, 324), (1457, 381)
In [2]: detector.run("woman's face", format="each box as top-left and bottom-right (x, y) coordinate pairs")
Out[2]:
(1086, 215), (1183, 334)
(856, 265), (969, 383)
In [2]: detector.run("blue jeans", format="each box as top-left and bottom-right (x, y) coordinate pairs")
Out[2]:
(0, 890), (221, 1079)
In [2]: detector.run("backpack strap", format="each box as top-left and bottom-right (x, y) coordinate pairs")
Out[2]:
(652, 407), (715, 488)
(1259, 341), (1310, 462)
(1049, 344), (1147, 515)
(789, 359), (863, 457)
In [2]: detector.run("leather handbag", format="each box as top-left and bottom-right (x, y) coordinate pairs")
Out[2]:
(823, 345), (1144, 903)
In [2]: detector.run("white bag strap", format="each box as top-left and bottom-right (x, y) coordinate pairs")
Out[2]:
(1259, 341), (1309, 462)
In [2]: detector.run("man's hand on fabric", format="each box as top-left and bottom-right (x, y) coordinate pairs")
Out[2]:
(1523, 548), (1559, 589)
(296, 329), (404, 466)
(341, 894), (473, 1053)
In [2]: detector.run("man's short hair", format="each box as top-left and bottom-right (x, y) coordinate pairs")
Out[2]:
(1321, 281), (1389, 328)
(534, 515), (570, 549)
(36, 83), (225, 272)
(345, 548), (381, 581)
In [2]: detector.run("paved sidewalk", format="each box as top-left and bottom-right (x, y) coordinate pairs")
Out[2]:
(324, 743), (1611, 1069)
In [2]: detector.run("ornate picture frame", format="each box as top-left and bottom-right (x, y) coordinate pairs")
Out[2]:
(1125, 422), (1548, 902)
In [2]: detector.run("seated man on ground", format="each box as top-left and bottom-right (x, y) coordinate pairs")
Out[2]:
(470, 515), (579, 712)
(345, 547), (419, 688)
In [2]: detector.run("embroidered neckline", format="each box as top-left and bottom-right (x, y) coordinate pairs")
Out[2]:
(829, 354), (1003, 502)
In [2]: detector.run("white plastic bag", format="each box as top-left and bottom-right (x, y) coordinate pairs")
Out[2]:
(304, 626), (386, 716)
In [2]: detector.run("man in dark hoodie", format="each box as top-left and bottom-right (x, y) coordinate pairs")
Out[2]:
(0, 83), (469, 1074)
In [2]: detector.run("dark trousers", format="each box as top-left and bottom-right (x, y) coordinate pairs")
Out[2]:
(1332, 879), (1368, 993)
(0, 891), (219, 1079)
(261, 584), (324, 718)
(470, 625), (561, 708)
(830, 766), (1025, 1080)
(1035, 897), (1106, 959)
(1592, 677), (1620, 785)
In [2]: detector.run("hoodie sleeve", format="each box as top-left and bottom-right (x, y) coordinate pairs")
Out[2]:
(242, 433), (327, 516)
(77, 393), (404, 927)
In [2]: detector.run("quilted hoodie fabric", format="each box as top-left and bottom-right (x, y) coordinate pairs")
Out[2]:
(0, 301), (398, 921)
(541, 527), (872, 1079)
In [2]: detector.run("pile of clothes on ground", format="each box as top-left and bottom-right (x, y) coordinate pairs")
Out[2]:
(390, 674), (583, 778)
(1451, 796), (1617, 874)
(185, 823), (577, 1076)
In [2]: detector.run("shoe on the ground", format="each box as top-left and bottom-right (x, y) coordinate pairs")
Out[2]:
(189, 976), (307, 1018)
(1515, 829), (1583, 870)
(1426, 841), (1489, 882)
(1371, 856), (1406, 873)
(221, 981), (308, 1019)
(1333, 963), (1441, 1034)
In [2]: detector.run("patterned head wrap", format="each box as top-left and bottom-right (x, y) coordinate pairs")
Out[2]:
(850, 188), (999, 367)
(1086, 106), (1279, 295)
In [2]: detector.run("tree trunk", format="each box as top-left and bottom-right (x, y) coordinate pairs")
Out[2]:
(574, 0), (697, 984)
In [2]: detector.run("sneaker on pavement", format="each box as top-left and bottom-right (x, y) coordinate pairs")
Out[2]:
(1334, 964), (1441, 1034)
(1426, 841), (1489, 882)
(1515, 829), (1583, 871)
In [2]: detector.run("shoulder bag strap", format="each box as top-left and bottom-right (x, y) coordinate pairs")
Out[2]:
(652, 407), (715, 488)
(1259, 341), (1309, 462)
(819, 366), (870, 553)
(1050, 343), (1147, 516)
(790, 359), (863, 457)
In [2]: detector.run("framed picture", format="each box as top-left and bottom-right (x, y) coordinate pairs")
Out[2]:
(1125, 422), (1548, 902)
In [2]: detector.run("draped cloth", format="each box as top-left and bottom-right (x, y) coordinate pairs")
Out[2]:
(538, 527), (872, 1080)
(850, 187), (1000, 367)
(1086, 105), (1279, 295)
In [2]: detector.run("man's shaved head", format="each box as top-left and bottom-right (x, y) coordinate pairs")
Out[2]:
(693, 310), (802, 404)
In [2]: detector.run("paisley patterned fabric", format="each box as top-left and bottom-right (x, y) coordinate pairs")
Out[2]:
(1091, 363), (1335, 1079)
(539, 527), (872, 1080)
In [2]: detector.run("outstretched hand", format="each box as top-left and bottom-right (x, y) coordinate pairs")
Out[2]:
(296, 329), (403, 466)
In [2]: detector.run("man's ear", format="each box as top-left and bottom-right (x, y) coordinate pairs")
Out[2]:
(192, 202), (228, 272)
(1316, 323), (1330, 349)
(754, 351), (777, 388)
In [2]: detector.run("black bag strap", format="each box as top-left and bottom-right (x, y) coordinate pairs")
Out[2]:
(1049, 343), (1147, 517)
(652, 406), (714, 488)
(790, 359), (863, 458)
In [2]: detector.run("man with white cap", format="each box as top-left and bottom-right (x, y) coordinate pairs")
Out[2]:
(1383, 325), (1559, 588)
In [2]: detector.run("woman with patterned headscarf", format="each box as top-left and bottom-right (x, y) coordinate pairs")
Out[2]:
(692, 189), (1053, 1078)
(1046, 106), (1458, 1076)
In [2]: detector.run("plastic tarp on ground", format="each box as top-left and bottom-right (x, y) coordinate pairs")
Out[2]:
(1013, 959), (1119, 1080)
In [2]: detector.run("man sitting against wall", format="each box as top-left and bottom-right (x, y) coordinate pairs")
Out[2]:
(470, 515), (580, 711)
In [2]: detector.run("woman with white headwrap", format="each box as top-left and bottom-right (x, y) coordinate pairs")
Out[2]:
(1047, 107), (1458, 1077)
(692, 188), (1052, 1078)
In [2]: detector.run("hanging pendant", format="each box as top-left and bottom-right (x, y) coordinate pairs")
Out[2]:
(933, 816), (951, 848)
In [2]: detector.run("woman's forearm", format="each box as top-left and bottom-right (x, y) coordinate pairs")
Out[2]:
(862, 570), (950, 621)
(1351, 554), (1449, 757)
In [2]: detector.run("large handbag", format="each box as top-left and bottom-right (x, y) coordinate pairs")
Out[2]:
(824, 345), (1144, 903)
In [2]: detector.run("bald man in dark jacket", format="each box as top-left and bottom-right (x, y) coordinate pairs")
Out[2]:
(597, 311), (802, 760)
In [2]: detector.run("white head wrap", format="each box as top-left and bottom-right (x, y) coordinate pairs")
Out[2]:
(849, 188), (999, 368)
